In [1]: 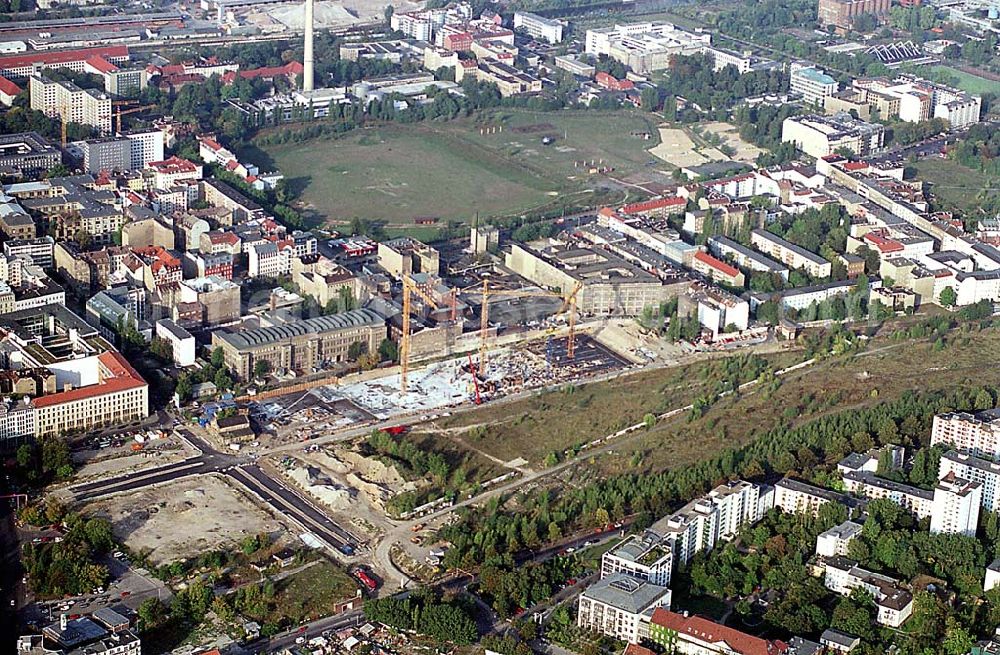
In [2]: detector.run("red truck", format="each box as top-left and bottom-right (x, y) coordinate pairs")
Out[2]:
(354, 569), (378, 592)
(384, 425), (409, 436)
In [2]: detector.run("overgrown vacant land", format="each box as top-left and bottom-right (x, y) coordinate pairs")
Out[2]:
(261, 109), (661, 225)
(914, 158), (995, 213)
(441, 321), (1000, 474)
(438, 349), (805, 466)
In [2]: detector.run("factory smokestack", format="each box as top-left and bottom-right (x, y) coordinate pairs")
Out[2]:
(303, 0), (314, 92)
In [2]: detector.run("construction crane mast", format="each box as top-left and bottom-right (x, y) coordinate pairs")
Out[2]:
(113, 103), (156, 135)
(478, 280), (583, 373)
(400, 275), (439, 394)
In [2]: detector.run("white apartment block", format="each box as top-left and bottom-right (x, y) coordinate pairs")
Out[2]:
(124, 129), (165, 169)
(751, 229), (832, 278)
(781, 113), (885, 159)
(816, 520), (863, 558)
(931, 411), (1000, 460)
(708, 480), (762, 541)
(29, 74), (112, 135)
(841, 470), (934, 519)
(939, 450), (1000, 513)
(773, 478), (855, 517)
(651, 497), (718, 566)
(601, 532), (674, 587)
(0, 397), (35, 444)
(790, 64), (839, 106)
(855, 76), (982, 129)
(513, 12), (564, 43)
(155, 319), (195, 368)
(585, 22), (710, 74)
(249, 241), (292, 279)
(929, 472), (981, 537)
(986, 559), (1000, 592)
(33, 352), (149, 438)
(576, 574), (671, 643)
(823, 558), (913, 628)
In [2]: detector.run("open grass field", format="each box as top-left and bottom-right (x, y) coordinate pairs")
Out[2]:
(438, 349), (805, 466)
(926, 65), (1000, 95)
(602, 325), (1000, 476)
(440, 318), (1000, 476)
(913, 158), (993, 213)
(269, 561), (359, 624)
(260, 109), (661, 226)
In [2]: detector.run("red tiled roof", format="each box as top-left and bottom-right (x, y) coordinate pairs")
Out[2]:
(0, 74), (21, 96)
(147, 156), (198, 174)
(33, 352), (146, 408)
(650, 609), (784, 655)
(597, 206), (618, 218)
(695, 250), (740, 279)
(85, 56), (118, 74)
(864, 231), (904, 253)
(200, 136), (223, 152)
(621, 196), (685, 214)
(236, 61), (303, 80)
(844, 161), (868, 171)
(0, 45), (128, 71)
(623, 645), (655, 655)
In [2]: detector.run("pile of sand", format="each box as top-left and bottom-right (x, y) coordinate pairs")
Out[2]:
(286, 462), (355, 511)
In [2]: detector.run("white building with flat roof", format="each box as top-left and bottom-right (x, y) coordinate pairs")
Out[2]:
(939, 449), (1000, 513)
(585, 22), (710, 73)
(790, 64), (839, 106)
(577, 574), (671, 643)
(930, 472), (981, 537)
(816, 520), (863, 558)
(931, 410), (1000, 460)
(601, 532), (673, 587)
(513, 12), (564, 43)
(155, 318), (195, 367)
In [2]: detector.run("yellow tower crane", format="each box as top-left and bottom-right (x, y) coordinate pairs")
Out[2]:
(400, 275), (440, 394)
(478, 280), (583, 374)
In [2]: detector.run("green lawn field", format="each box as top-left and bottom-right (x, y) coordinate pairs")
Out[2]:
(926, 65), (1000, 95)
(913, 158), (992, 213)
(260, 110), (661, 226)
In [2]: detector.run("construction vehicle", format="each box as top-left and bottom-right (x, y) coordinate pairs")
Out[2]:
(478, 280), (583, 374)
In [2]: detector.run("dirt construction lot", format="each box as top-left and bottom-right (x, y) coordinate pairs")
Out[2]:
(84, 475), (283, 565)
(700, 121), (765, 163)
(648, 127), (721, 168)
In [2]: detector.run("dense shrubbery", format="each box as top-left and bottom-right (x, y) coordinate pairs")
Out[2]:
(364, 591), (478, 645)
(21, 511), (115, 597)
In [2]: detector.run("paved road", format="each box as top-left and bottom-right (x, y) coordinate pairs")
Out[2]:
(226, 465), (357, 550)
(70, 429), (361, 553)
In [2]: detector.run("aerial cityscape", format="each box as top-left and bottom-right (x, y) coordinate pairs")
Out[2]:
(0, 0), (997, 653)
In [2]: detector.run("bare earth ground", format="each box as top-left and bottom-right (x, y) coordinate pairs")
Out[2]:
(84, 475), (283, 565)
(70, 437), (198, 484)
(700, 121), (765, 163)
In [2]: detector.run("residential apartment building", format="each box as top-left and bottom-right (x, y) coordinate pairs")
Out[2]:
(585, 22), (711, 73)
(29, 74), (112, 134)
(647, 608), (789, 655)
(0, 132), (62, 176)
(818, 0), (891, 31)
(123, 129), (165, 170)
(823, 557), (913, 627)
(773, 478), (857, 516)
(930, 472), (982, 537)
(932, 410), (1000, 460)
(146, 156), (202, 190)
(601, 532), (674, 587)
(155, 319), (195, 367)
(751, 229), (832, 278)
(854, 76), (982, 129)
(78, 137), (131, 174)
(650, 497), (718, 566)
(34, 351), (148, 438)
(816, 520), (863, 558)
(708, 235), (789, 281)
(513, 11), (564, 43)
(3, 236), (54, 268)
(708, 479), (763, 541)
(576, 574), (671, 643)
(0, 397), (35, 449)
(692, 250), (745, 287)
(780, 113), (885, 159)
(790, 64), (839, 106)
(841, 470), (934, 518)
(939, 449), (1000, 513)
(211, 309), (386, 380)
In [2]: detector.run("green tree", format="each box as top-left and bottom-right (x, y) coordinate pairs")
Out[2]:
(939, 286), (957, 307)
(253, 360), (272, 379)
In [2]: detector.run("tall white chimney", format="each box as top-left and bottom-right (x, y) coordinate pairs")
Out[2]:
(303, 0), (315, 93)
